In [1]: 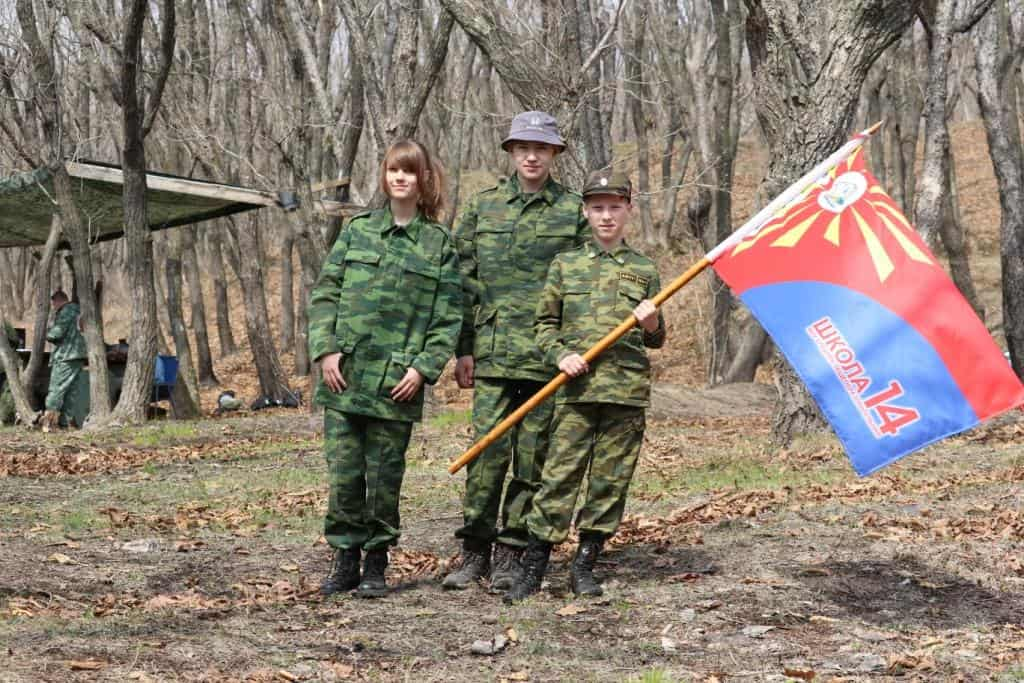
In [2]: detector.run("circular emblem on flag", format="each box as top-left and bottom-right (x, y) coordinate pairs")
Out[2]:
(819, 171), (867, 213)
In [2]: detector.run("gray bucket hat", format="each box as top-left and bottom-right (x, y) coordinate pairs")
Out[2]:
(501, 111), (566, 151)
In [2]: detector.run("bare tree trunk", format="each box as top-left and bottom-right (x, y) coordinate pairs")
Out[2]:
(226, 214), (295, 402)
(24, 217), (62, 400)
(279, 232), (295, 350)
(626, 3), (655, 244)
(705, 0), (740, 386)
(975, 0), (1024, 376)
(0, 313), (37, 425)
(914, 0), (957, 249)
(447, 43), (477, 225)
(723, 319), (772, 383)
(182, 226), (218, 386)
(207, 228), (238, 356)
(164, 232), (201, 418)
(939, 153), (985, 320)
(863, 58), (889, 183)
(108, 0), (176, 426)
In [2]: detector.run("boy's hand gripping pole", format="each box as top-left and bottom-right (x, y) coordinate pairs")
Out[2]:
(447, 258), (710, 474)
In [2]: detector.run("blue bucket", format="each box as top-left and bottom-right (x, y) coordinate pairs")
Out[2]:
(154, 355), (179, 387)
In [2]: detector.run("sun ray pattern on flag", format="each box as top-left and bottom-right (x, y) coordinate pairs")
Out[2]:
(728, 152), (935, 282)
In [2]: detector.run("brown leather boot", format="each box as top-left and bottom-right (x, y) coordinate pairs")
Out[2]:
(570, 534), (605, 597)
(503, 537), (552, 604)
(320, 547), (361, 596)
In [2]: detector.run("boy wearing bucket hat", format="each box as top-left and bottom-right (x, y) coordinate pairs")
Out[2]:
(505, 169), (666, 603)
(444, 111), (589, 592)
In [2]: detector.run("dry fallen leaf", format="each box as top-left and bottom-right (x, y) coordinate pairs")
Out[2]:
(48, 553), (75, 565)
(279, 563), (300, 573)
(276, 670), (298, 682)
(329, 662), (354, 679)
(505, 627), (519, 642)
(68, 660), (105, 671)
(556, 604), (587, 617)
(506, 671), (529, 681)
(783, 667), (816, 680)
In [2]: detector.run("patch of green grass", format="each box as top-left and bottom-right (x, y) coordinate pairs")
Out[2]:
(999, 666), (1024, 681)
(635, 457), (842, 498)
(427, 408), (471, 429)
(629, 668), (684, 683)
(59, 509), (102, 533)
(132, 422), (199, 447)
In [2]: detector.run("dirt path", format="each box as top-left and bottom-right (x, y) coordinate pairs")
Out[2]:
(2, 394), (1023, 682)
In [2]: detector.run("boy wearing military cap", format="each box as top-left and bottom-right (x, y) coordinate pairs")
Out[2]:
(444, 111), (589, 592)
(506, 169), (666, 603)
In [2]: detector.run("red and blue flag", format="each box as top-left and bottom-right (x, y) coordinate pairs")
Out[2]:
(711, 149), (1024, 475)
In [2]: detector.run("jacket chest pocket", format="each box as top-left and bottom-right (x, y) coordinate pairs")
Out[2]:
(617, 279), (646, 312)
(616, 279), (647, 348)
(341, 250), (381, 292)
(562, 285), (592, 325)
(526, 220), (577, 267)
(402, 256), (440, 297)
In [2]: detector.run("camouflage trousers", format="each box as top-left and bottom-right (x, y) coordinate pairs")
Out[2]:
(45, 360), (85, 416)
(323, 408), (413, 551)
(527, 402), (645, 544)
(456, 377), (554, 550)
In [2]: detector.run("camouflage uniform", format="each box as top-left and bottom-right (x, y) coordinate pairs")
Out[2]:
(455, 174), (589, 549)
(526, 241), (666, 543)
(308, 208), (462, 550)
(45, 302), (87, 421)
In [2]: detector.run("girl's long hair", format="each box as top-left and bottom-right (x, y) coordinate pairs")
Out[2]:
(378, 139), (448, 223)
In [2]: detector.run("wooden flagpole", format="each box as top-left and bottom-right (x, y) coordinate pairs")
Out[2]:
(448, 122), (884, 475)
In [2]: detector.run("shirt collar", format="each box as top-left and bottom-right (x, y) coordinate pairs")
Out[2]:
(586, 239), (631, 265)
(505, 174), (561, 206)
(380, 207), (423, 240)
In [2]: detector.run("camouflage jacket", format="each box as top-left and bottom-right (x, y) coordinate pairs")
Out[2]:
(4, 321), (16, 348)
(307, 208), (462, 422)
(455, 174), (589, 382)
(46, 302), (87, 366)
(535, 241), (666, 407)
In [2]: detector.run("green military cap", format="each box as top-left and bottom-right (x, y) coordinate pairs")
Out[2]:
(581, 169), (632, 199)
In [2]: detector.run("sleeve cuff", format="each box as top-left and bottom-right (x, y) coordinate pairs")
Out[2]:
(310, 337), (340, 363)
(411, 357), (442, 385)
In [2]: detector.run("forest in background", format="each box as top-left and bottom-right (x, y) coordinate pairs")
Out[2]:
(0, 0), (1022, 439)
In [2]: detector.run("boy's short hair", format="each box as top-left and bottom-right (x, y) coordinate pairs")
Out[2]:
(581, 170), (632, 200)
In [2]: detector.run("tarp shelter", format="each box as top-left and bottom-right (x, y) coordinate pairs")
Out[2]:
(0, 161), (353, 248)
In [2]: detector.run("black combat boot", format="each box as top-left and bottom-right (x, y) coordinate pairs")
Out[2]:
(356, 549), (389, 599)
(503, 537), (552, 604)
(570, 534), (604, 597)
(442, 541), (491, 590)
(320, 547), (361, 596)
(489, 543), (524, 592)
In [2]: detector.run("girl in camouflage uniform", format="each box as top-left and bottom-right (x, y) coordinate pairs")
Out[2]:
(308, 140), (462, 598)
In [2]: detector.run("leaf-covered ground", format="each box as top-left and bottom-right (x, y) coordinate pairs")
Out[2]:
(2, 395), (1023, 682)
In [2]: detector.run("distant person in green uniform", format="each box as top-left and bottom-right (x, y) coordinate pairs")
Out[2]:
(506, 169), (666, 603)
(42, 290), (87, 430)
(443, 111), (589, 593)
(308, 139), (462, 599)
